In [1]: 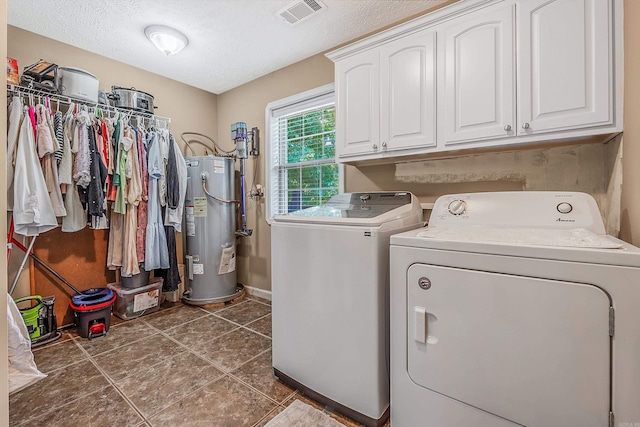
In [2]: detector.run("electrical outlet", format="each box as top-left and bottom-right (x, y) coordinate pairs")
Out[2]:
(249, 184), (265, 199)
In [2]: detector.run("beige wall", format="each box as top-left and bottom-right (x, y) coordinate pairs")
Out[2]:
(217, 54), (334, 290)
(1, 1), (9, 423)
(8, 26), (218, 144)
(621, 0), (640, 244)
(218, 0), (638, 293)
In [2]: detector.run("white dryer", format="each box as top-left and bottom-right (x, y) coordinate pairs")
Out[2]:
(390, 191), (640, 427)
(272, 192), (423, 427)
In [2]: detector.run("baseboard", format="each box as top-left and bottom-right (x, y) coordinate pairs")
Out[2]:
(243, 285), (272, 301)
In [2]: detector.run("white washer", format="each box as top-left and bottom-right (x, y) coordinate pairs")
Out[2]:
(272, 192), (423, 427)
(390, 191), (640, 427)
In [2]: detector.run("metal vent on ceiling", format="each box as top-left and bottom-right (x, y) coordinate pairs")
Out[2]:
(276, 0), (326, 25)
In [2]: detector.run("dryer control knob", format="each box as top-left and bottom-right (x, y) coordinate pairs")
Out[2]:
(557, 202), (573, 214)
(448, 200), (467, 216)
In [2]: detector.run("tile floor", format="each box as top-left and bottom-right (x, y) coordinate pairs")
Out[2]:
(10, 295), (383, 427)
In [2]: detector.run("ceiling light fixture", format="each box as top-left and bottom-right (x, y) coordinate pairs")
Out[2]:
(144, 25), (189, 56)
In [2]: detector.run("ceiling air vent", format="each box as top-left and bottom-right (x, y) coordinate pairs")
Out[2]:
(276, 0), (326, 25)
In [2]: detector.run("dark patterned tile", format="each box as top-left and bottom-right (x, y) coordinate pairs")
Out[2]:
(149, 375), (276, 427)
(19, 385), (142, 427)
(143, 304), (208, 331)
(195, 328), (271, 371)
(247, 295), (271, 306)
(93, 334), (183, 381)
(201, 298), (244, 313)
(216, 300), (271, 325)
(245, 314), (272, 338)
(32, 339), (87, 373)
(232, 350), (293, 403)
(77, 319), (157, 356)
(9, 360), (110, 425)
(116, 351), (223, 418)
(164, 315), (238, 349)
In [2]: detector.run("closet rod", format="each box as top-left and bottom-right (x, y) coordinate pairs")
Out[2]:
(6, 83), (171, 126)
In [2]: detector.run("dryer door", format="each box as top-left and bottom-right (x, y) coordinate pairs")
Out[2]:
(407, 264), (611, 427)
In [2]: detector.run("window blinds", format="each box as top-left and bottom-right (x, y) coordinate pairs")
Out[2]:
(268, 91), (337, 219)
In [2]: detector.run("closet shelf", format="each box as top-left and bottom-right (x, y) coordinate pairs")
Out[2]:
(6, 84), (171, 127)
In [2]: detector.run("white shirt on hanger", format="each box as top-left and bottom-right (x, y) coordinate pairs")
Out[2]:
(13, 109), (58, 236)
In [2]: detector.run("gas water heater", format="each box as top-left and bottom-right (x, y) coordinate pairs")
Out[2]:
(182, 124), (259, 305)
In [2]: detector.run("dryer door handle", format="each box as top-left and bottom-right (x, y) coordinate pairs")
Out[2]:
(414, 306), (438, 345)
(414, 307), (427, 344)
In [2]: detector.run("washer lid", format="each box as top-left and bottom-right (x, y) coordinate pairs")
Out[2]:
(273, 192), (421, 226)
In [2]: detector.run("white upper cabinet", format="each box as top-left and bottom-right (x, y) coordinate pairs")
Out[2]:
(333, 28), (437, 161)
(380, 29), (437, 153)
(517, 0), (612, 135)
(327, 0), (621, 164)
(335, 49), (380, 158)
(441, 3), (516, 146)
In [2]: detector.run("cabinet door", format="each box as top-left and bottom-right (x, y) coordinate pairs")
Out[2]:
(335, 50), (380, 158)
(518, 0), (612, 135)
(442, 3), (516, 146)
(379, 29), (437, 153)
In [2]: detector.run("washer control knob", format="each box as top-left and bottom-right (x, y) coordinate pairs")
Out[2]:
(448, 199), (467, 216)
(557, 202), (573, 214)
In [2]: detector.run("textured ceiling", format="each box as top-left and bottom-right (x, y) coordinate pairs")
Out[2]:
(8, 0), (447, 94)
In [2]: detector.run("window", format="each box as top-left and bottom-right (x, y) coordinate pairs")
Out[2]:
(266, 83), (342, 223)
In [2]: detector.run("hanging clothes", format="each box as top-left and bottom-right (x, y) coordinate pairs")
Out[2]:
(13, 108), (58, 236)
(86, 120), (108, 220)
(58, 106), (74, 186)
(144, 133), (169, 271)
(136, 127), (149, 263)
(35, 104), (56, 158)
(53, 110), (64, 164)
(122, 204), (140, 276)
(38, 105), (66, 217)
(158, 129), (170, 207)
(157, 205), (181, 292)
(106, 212), (125, 270)
(41, 154), (66, 217)
(124, 125), (143, 207)
(7, 96), (23, 211)
(7, 88), (181, 282)
(61, 185), (86, 233)
(72, 112), (92, 188)
(164, 135), (187, 231)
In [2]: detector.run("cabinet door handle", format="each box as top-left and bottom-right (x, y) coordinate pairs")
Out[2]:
(381, 142), (387, 148)
(504, 125), (512, 131)
(522, 122), (530, 130)
(373, 144), (378, 150)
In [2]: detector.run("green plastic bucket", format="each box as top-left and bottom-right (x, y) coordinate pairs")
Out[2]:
(14, 295), (44, 339)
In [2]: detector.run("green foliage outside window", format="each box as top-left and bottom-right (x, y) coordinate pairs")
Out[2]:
(283, 106), (338, 212)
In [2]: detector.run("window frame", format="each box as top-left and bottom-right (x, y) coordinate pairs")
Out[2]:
(265, 83), (343, 224)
